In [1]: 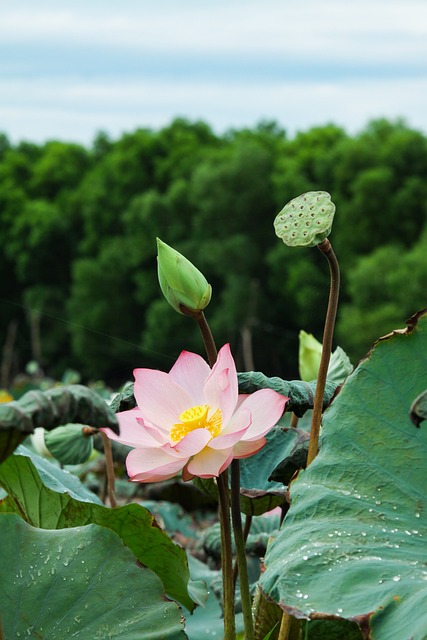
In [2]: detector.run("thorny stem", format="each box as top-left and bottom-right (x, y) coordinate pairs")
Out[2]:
(307, 239), (340, 466)
(101, 431), (117, 508)
(217, 471), (237, 640)
(231, 459), (254, 640)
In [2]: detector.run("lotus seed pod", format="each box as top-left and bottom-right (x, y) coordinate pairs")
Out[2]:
(274, 191), (336, 247)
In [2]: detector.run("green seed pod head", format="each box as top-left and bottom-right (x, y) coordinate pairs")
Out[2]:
(157, 238), (212, 315)
(274, 191), (336, 247)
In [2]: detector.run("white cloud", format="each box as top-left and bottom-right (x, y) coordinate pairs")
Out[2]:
(1, 0), (426, 143)
(1, 1), (427, 64)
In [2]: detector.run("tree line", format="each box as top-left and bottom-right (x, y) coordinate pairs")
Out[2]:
(1, 117), (426, 387)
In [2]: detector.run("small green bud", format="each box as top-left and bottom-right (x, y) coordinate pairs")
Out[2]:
(299, 330), (353, 384)
(274, 191), (335, 247)
(156, 238), (212, 315)
(299, 330), (323, 382)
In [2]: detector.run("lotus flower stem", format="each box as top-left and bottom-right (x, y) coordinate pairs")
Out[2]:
(190, 311), (217, 366)
(217, 470), (237, 640)
(192, 311), (237, 638)
(307, 239), (340, 466)
(233, 514), (252, 587)
(231, 459), (254, 640)
(289, 412), (299, 429)
(100, 431), (117, 508)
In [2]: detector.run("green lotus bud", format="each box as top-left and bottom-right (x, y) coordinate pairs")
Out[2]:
(44, 423), (93, 465)
(157, 238), (212, 315)
(299, 330), (353, 384)
(299, 330), (323, 382)
(274, 191), (336, 247)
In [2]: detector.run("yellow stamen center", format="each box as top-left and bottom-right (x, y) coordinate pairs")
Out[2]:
(170, 404), (222, 443)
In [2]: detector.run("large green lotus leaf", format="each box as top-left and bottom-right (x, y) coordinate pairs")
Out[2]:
(194, 427), (307, 516)
(0, 513), (186, 639)
(0, 447), (202, 611)
(0, 444), (104, 509)
(0, 384), (119, 463)
(260, 313), (427, 640)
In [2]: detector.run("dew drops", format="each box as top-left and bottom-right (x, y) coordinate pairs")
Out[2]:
(392, 576), (401, 582)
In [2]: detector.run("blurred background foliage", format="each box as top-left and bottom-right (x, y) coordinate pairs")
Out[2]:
(0, 117), (426, 387)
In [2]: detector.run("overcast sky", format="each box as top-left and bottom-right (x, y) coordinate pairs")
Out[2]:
(1, 0), (427, 145)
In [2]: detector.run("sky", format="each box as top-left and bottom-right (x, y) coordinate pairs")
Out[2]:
(1, 0), (427, 146)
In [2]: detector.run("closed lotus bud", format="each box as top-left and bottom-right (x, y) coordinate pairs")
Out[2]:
(299, 330), (353, 384)
(299, 330), (322, 382)
(44, 423), (93, 465)
(157, 238), (212, 315)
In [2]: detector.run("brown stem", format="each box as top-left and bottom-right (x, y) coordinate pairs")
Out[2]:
(101, 431), (117, 507)
(307, 239), (340, 466)
(193, 311), (218, 367)
(278, 242), (340, 640)
(289, 412), (299, 429)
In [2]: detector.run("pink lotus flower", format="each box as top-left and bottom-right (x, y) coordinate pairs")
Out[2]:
(102, 344), (288, 482)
